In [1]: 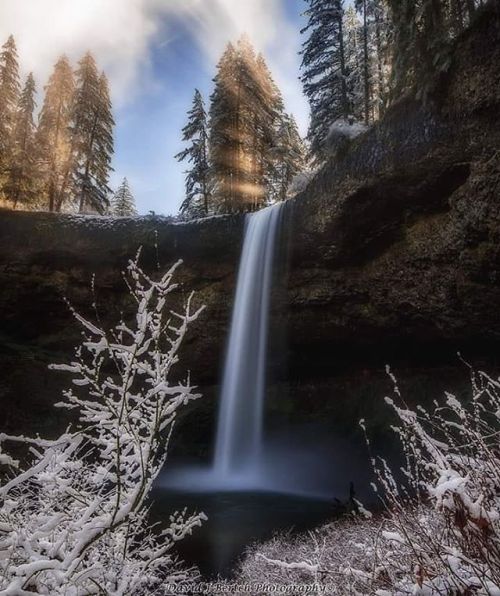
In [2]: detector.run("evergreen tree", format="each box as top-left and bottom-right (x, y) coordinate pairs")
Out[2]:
(351, 0), (391, 123)
(70, 53), (114, 214)
(111, 177), (137, 216)
(386, 0), (473, 100)
(3, 73), (38, 208)
(0, 35), (20, 185)
(301, 0), (483, 133)
(209, 37), (285, 212)
(94, 73), (114, 202)
(208, 42), (238, 212)
(36, 55), (75, 212)
(371, 0), (391, 119)
(175, 89), (211, 218)
(301, 0), (350, 160)
(274, 114), (308, 202)
(344, 6), (365, 122)
(254, 53), (286, 205)
(354, 0), (372, 124)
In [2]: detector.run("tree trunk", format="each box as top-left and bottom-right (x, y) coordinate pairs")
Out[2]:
(79, 112), (99, 213)
(50, 98), (63, 212)
(338, 10), (350, 119)
(48, 178), (55, 212)
(466, 0), (476, 21)
(374, 3), (385, 117)
(362, 0), (370, 125)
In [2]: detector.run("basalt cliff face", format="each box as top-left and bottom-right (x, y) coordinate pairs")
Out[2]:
(1, 5), (499, 450)
(280, 3), (500, 435)
(0, 213), (243, 450)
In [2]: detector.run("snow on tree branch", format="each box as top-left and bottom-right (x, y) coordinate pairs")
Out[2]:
(0, 251), (206, 595)
(237, 364), (500, 595)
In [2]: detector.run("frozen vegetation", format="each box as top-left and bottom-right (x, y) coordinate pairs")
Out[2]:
(1, 250), (499, 595)
(325, 118), (369, 157)
(0, 252), (206, 595)
(237, 366), (500, 595)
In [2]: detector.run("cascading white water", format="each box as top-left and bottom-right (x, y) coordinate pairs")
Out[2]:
(162, 201), (341, 497)
(213, 202), (284, 480)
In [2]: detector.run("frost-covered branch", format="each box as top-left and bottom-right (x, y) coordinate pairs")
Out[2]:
(0, 251), (206, 595)
(237, 364), (500, 595)
(256, 553), (319, 574)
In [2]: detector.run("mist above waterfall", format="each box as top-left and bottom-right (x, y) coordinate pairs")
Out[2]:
(162, 422), (373, 500)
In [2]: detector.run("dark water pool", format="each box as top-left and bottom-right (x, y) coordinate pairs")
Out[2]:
(149, 489), (337, 578)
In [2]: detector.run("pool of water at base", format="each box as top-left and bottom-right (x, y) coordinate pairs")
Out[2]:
(149, 489), (338, 579)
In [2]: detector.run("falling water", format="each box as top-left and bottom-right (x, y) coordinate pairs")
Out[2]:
(213, 202), (285, 480)
(162, 200), (355, 497)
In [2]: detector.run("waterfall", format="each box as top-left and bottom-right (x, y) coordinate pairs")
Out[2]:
(213, 202), (284, 480)
(162, 201), (337, 497)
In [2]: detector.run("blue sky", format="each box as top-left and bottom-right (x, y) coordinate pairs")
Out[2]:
(111, 1), (308, 215)
(0, 0), (310, 215)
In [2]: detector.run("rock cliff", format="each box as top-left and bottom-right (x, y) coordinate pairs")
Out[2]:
(1, 4), (499, 449)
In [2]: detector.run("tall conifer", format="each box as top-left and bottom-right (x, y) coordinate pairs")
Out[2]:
(209, 38), (285, 212)
(0, 35), (20, 185)
(371, 0), (391, 119)
(344, 6), (365, 122)
(36, 55), (75, 211)
(111, 177), (137, 216)
(301, 0), (350, 160)
(70, 53), (114, 214)
(274, 114), (308, 202)
(176, 89), (211, 218)
(94, 73), (114, 203)
(4, 73), (37, 207)
(208, 42), (238, 212)
(254, 53), (286, 205)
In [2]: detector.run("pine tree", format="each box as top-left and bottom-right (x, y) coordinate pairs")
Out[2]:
(36, 55), (75, 212)
(254, 53), (286, 205)
(0, 35), (20, 186)
(386, 0), (466, 100)
(350, 0), (392, 123)
(274, 113), (308, 202)
(175, 89), (211, 218)
(94, 73), (114, 203)
(210, 37), (263, 212)
(344, 6), (365, 122)
(209, 38), (285, 212)
(371, 0), (391, 119)
(301, 0), (350, 160)
(354, 0), (372, 124)
(111, 177), (137, 216)
(3, 73), (38, 208)
(70, 53), (114, 214)
(208, 42), (238, 212)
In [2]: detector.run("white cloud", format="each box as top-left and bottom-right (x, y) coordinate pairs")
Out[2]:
(162, 0), (309, 132)
(0, 0), (309, 214)
(0, 0), (308, 127)
(0, 0), (160, 103)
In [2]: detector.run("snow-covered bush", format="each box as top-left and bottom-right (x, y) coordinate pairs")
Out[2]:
(0, 251), (206, 595)
(370, 366), (500, 594)
(238, 514), (389, 595)
(287, 169), (317, 198)
(238, 365), (500, 595)
(325, 117), (368, 158)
